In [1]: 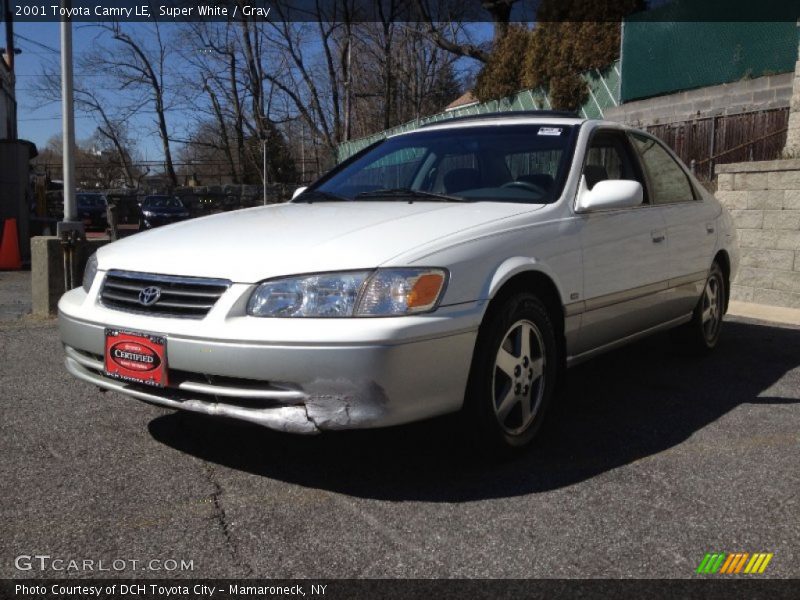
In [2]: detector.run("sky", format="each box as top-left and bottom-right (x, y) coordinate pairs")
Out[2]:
(12, 21), (492, 162)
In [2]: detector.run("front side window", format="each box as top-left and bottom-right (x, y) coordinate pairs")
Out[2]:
(630, 133), (695, 204)
(582, 130), (643, 194)
(311, 124), (578, 204)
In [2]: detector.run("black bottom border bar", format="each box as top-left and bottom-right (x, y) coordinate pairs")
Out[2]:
(3, 579), (800, 600)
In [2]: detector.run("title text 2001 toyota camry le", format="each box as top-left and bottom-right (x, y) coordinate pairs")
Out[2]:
(59, 112), (739, 450)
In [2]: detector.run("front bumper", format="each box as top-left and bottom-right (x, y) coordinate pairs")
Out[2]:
(59, 285), (482, 433)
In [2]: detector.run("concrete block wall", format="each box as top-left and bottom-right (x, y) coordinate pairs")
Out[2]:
(605, 72), (792, 126)
(785, 60), (800, 155)
(716, 159), (800, 309)
(31, 236), (109, 317)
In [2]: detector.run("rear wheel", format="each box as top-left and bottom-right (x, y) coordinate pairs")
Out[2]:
(463, 293), (559, 451)
(673, 261), (726, 354)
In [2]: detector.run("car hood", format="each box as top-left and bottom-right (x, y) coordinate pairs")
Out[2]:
(97, 201), (541, 282)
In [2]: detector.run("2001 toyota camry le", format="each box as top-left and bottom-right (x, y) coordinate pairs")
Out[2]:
(59, 111), (739, 450)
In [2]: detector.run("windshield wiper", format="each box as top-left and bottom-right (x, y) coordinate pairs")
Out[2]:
(355, 188), (469, 202)
(295, 190), (349, 203)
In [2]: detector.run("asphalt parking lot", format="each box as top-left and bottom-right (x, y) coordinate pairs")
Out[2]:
(1, 270), (798, 579)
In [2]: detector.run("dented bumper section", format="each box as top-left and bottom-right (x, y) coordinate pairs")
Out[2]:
(64, 351), (391, 433)
(59, 296), (479, 432)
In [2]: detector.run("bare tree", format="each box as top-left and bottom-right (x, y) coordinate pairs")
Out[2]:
(410, 0), (523, 65)
(84, 23), (178, 187)
(35, 62), (140, 187)
(175, 22), (245, 183)
(75, 92), (138, 187)
(258, 1), (360, 155)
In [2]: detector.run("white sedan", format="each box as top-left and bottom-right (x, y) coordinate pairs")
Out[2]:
(59, 113), (739, 450)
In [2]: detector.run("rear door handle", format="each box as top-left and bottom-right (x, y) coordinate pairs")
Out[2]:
(706, 222), (715, 234)
(651, 229), (666, 243)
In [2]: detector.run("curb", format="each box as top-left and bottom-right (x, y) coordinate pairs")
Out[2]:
(727, 300), (800, 327)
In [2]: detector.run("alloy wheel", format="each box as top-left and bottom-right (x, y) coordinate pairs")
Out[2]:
(701, 272), (723, 342)
(491, 319), (546, 435)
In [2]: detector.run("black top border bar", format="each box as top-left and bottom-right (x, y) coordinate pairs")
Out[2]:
(4, 0), (800, 23)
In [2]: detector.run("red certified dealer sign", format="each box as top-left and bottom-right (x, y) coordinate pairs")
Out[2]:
(104, 329), (168, 387)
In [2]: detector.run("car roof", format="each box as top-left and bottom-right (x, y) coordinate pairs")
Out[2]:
(388, 113), (638, 139)
(391, 112), (582, 136)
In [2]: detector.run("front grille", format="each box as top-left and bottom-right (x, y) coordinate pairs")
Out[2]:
(100, 270), (231, 318)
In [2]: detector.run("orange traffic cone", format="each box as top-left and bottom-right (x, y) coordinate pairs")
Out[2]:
(0, 218), (22, 270)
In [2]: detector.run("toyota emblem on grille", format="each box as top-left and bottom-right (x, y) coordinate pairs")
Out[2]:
(139, 286), (162, 306)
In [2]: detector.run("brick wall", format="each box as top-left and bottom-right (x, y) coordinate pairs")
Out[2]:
(716, 159), (800, 309)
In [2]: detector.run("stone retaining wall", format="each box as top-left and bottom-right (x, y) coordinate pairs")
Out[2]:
(716, 159), (800, 309)
(605, 72), (792, 127)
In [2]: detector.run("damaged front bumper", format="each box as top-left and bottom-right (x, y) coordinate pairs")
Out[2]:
(59, 288), (481, 433)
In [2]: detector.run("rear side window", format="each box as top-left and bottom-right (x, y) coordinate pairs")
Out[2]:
(630, 133), (695, 204)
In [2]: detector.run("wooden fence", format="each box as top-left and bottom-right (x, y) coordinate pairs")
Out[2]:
(646, 108), (789, 182)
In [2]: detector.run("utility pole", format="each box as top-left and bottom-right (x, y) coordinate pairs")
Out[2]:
(57, 0), (81, 237)
(57, 0), (83, 293)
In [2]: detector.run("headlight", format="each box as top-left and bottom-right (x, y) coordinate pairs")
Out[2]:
(247, 268), (448, 318)
(142, 210), (154, 217)
(356, 269), (448, 316)
(82, 253), (98, 293)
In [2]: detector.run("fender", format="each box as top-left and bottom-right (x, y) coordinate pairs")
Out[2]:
(485, 256), (581, 354)
(486, 256), (567, 303)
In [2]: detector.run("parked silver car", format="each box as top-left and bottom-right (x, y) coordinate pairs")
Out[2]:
(60, 113), (739, 450)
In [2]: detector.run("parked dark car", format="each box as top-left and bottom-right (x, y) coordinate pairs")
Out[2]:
(76, 193), (109, 231)
(139, 196), (190, 230)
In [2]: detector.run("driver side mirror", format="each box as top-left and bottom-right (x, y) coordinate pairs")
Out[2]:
(291, 186), (308, 200)
(577, 178), (643, 212)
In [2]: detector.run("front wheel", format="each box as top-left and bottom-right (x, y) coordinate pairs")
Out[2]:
(463, 293), (559, 451)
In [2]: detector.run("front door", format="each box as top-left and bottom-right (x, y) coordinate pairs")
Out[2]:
(574, 130), (672, 357)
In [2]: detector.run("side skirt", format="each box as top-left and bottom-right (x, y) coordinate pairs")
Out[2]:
(565, 313), (692, 368)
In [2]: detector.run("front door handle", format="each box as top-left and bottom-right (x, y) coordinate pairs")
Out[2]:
(651, 229), (666, 244)
(706, 222), (715, 234)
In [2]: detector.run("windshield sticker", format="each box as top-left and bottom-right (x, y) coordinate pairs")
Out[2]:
(538, 127), (564, 136)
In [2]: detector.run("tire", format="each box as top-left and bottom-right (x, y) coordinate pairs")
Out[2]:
(462, 293), (560, 452)
(673, 261), (726, 354)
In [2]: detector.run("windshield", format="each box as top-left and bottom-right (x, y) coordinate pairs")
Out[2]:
(143, 196), (184, 209)
(309, 124), (578, 204)
(77, 194), (106, 207)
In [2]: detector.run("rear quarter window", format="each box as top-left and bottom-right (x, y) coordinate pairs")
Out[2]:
(630, 133), (695, 204)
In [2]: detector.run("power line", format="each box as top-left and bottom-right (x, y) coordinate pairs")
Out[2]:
(16, 34), (59, 54)
(19, 116), (94, 121)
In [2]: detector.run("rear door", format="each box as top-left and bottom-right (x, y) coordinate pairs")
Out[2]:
(629, 133), (717, 317)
